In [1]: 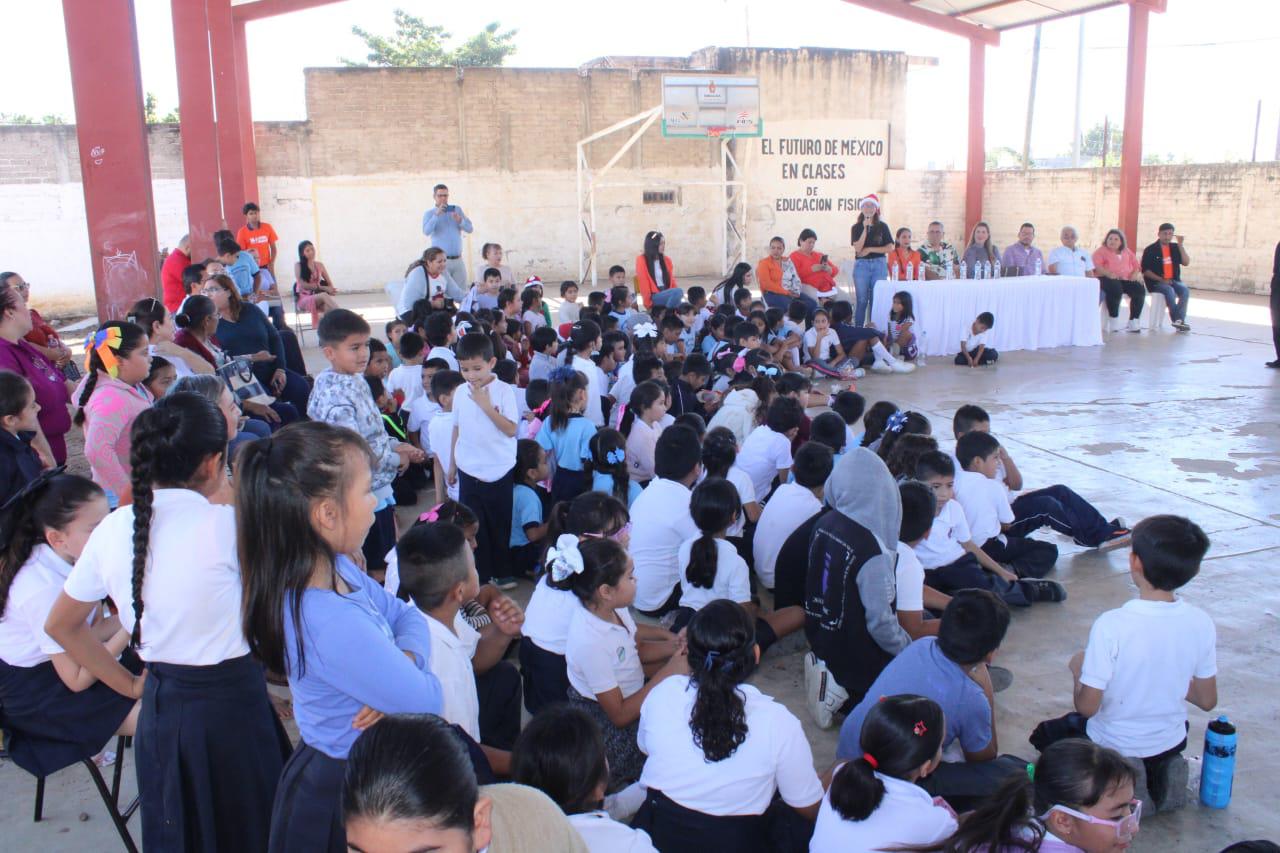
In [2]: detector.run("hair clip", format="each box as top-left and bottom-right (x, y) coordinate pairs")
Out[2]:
(862, 752), (879, 770)
(83, 326), (124, 377)
(418, 503), (444, 523)
(455, 320), (473, 335)
(606, 448), (625, 465)
(703, 649), (721, 671)
(886, 410), (908, 433)
(632, 322), (657, 339)
(533, 399), (551, 416)
(546, 534), (585, 582)
(913, 721), (928, 737)
(760, 364), (780, 377)
(547, 365), (578, 384)
(732, 355), (746, 373)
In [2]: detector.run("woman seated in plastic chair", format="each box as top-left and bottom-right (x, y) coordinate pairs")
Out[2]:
(293, 240), (340, 323)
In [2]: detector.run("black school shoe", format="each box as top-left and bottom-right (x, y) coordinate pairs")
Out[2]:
(1019, 578), (1067, 603)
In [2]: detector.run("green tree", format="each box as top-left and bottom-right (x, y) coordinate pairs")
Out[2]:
(144, 92), (159, 124)
(41, 114), (65, 125)
(0, 113), (36, 125)
(162, 107), (180, 123)
(344, 9), (516, 67)
(1081, 121), (1122, 165)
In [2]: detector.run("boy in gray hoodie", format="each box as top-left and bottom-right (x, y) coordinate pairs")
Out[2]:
(803, 448), (912, 729)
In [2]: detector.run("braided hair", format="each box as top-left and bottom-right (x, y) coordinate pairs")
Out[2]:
(74, 320), (147, 427)
(126, 391), (229, 647)
(686, 600), (757, 762)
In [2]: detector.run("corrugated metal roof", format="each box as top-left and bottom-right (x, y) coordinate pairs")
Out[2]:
(911, 0), (1128, 31)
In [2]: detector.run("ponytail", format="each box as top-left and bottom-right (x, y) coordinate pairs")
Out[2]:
(547, 366), (587, 432)
(685, 477), (740, 590)
(700, 427), (737, 479)
(75, 321), (148, 427)
(620, 380), (664, 437)
(588, 429), (630, 506)
(686, 601), (756, 762)
(829, 694), (944, 822)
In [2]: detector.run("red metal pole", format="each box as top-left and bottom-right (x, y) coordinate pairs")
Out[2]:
(1118, 2), (1149, 243)
(234, 18), (260, 206)
(207, 0), (247, 228)
(171, 0), (223, 259)
(965, 38), (986, 236)
(62, 0), (160, 321)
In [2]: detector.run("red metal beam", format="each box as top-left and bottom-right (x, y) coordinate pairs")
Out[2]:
(231, 0), (348, 23)
(208, 0), (247, 226)
(62, 0), (160, 320)
(171, 0), (223, 259)
(1117, 1), (1149, 243)
(234, 18), (260, 207)
(965, 38), (986, 235)
(841, 0), (1000, 45)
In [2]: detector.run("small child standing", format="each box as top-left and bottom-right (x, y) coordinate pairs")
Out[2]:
(427, 370), (465, 503)
(558, 280), (582, 325)
(886, 290), (918, 362)
(620, 380), (669, 486)
(536, 367), (597, 503)
(1034, 514), (1215, 813)
(0, 372), (44, 506)
(570, 320), (606, 427)
(385, 330), (426, 408)
(589, 428), (642, 507)
(956, 311), (997, 366)
(309, 310), (425, 574)
(511, 439), (552, 580)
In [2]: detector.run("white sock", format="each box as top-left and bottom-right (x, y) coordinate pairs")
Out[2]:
(872, 341), (894, 362)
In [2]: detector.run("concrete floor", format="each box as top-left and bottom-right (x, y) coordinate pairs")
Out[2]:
(3, 284), (1277, 851)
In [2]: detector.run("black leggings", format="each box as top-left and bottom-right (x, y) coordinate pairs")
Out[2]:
(1098, 277), (1145, 319)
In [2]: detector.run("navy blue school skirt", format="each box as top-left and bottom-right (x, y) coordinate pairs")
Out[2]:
(550, 466), (589, 504)
(137, 654), (291, 853)
(0, 656), (137, 777)
(669, 608), (779, 655)
(632, 789), (813, 853)
(517, 638), (570, 715)
(269, 742), (347, 853)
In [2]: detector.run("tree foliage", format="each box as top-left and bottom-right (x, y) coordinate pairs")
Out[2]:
(344, 9), (516, 67)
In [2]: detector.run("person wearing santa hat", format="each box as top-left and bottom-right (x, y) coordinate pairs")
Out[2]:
(850, 195), (894, 326)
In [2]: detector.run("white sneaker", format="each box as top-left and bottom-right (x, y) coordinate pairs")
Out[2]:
(1109, 318), (1125, 333)
(803, 651), (848, 730)
(870, 360), (893, 374)
(889, 359), (915, 374)
(1126, 319), (1141, 333)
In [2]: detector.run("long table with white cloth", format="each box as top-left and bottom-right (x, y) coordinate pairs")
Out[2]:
(870, 275), (1104, 358)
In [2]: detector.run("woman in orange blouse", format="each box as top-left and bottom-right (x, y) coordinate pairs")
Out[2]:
(888, 227), (923, 281)
(757, 236), (817, 317)
(789, 229), (840, 304)
(635, 231), (683, 310)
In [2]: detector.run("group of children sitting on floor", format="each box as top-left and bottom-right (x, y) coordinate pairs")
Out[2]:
(0, 269), (1245, 853)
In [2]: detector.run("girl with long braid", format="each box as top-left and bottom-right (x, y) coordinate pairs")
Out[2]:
(45, 391), (288, 851)
(74, 320), (153, 506)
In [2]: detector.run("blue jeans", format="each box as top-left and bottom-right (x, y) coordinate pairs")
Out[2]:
(762, 290), (818, 318)
(1146, 279), (1189, 322)
(853, 257), (887, 326)
(648, 288), (684, 309)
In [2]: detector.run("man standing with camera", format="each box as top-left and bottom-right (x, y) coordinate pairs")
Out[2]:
(422, 183), (473, 288)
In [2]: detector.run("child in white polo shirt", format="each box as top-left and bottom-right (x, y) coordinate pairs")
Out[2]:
(554, 536), (686, 793)
(627, 426), (702, 617)
(955, 312), (997, 367)
(735, 396), (803, 502)
(896, 480), (950, 640)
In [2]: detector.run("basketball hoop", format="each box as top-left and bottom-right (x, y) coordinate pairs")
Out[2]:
(706, 126), (730, 138)
(661, 75), (760, 139)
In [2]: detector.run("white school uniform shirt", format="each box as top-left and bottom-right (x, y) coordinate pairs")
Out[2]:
(611, 359), (637, 409)
(676, 537), (750, 611)
(752, 483), (821, 589)
(423, 609), (482, 740)
(1048, 245), (1095, 277)
(692, 306), (712, 337)
(522, 576), (581, 655)
(809, 769), (957, 852)
(638, 676), (823, 816)
(736, 425), (794, 502)
(803, 327), (840, 362)
(566, 606), (644, 700)
(629, 478), (700, 612)
(427, 345), (459, 371)
(954, 469), (1014, 544)
(963, 329), (991, 351)
(724, 465), (757, 538)
(385, 362), (424, 407)
(625, 418), (664, 482)
(452, 379), (519, 482)
(558, 301), (582, 325)
(406, 395), (442, 439)
(573, 354), (605, 426)
(1081, 597), (1217, 758)
(894, 541), (926, 613)
(568, 811), (658, 853)
(0, 545), (86, 667)
(64, 489), (249, 665)
(427, 410), (460, 500)
(911, 499), (969, 570)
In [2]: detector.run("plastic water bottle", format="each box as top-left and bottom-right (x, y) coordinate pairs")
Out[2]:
(1200, 716), (1237, 808)
(915, 330), (927, 366)
(1034, 257), (1042, 276)
(959, 260), (967, 280)
(904, 262), (913, 281)
(889, 264), (898, 281)
(993, 258), (1001, 279)
(945, 258), (954, 279)
(917, 261), (926, 281)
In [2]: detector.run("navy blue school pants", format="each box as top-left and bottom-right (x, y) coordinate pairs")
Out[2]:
(981, 535), (1059, 579)
(1008, 484), (1117, 547)
(924, 552), (1030, 607)
(460, 467), (514, 583)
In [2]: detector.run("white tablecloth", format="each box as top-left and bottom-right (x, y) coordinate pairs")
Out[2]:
(870, 276), (1103, 357)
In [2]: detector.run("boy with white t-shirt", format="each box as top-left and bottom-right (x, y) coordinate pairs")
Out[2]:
(913, 452), (1064, 608)
(955, 312), (997, 366)
(735, 397), (803, 502)
(753, 442), (832, 590)
(954, 431), (1058, 580)
(896, 481), (951, 640)
(628, 426), (702, 616)
(423, 312), (460, 371)
(385, 331), (427, 408)
(426, 370), (464, 503)
(405, 358), (447, 452)
(1034, 515), (1216, 813)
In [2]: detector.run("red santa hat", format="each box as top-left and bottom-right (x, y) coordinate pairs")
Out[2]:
(860, 194), (881, 210)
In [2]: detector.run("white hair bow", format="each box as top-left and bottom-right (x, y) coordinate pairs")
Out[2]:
(455, 321), (473, 335)
(546, 534), (585, 582)
(632, 322), (658, 339)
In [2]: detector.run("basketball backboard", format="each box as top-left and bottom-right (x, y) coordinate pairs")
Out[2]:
(661, 75), (761, 138)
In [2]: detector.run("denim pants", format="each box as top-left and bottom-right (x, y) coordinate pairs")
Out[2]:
(762, 290), (817, 318)
(853, 257), (887, 326)
(648, 287), (684, 309)
(1009, 484), (1117, 547)
(1146, 279), (1189, 322)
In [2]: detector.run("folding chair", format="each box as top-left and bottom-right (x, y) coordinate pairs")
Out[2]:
(290, 282), (316, 346)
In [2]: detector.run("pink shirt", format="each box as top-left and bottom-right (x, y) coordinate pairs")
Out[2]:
(79, 373), (153, 499)
(1091, 246), (1140, 279)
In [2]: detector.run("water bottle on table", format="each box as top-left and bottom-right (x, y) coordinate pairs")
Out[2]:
(959, 260), (967, 280)
(1034, 257), (1042, 276)
(993, 259), (1001, 279)
(1200, 716), (1237, 808)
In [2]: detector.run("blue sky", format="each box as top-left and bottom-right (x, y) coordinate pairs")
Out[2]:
(2, 0), (1278, 168)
